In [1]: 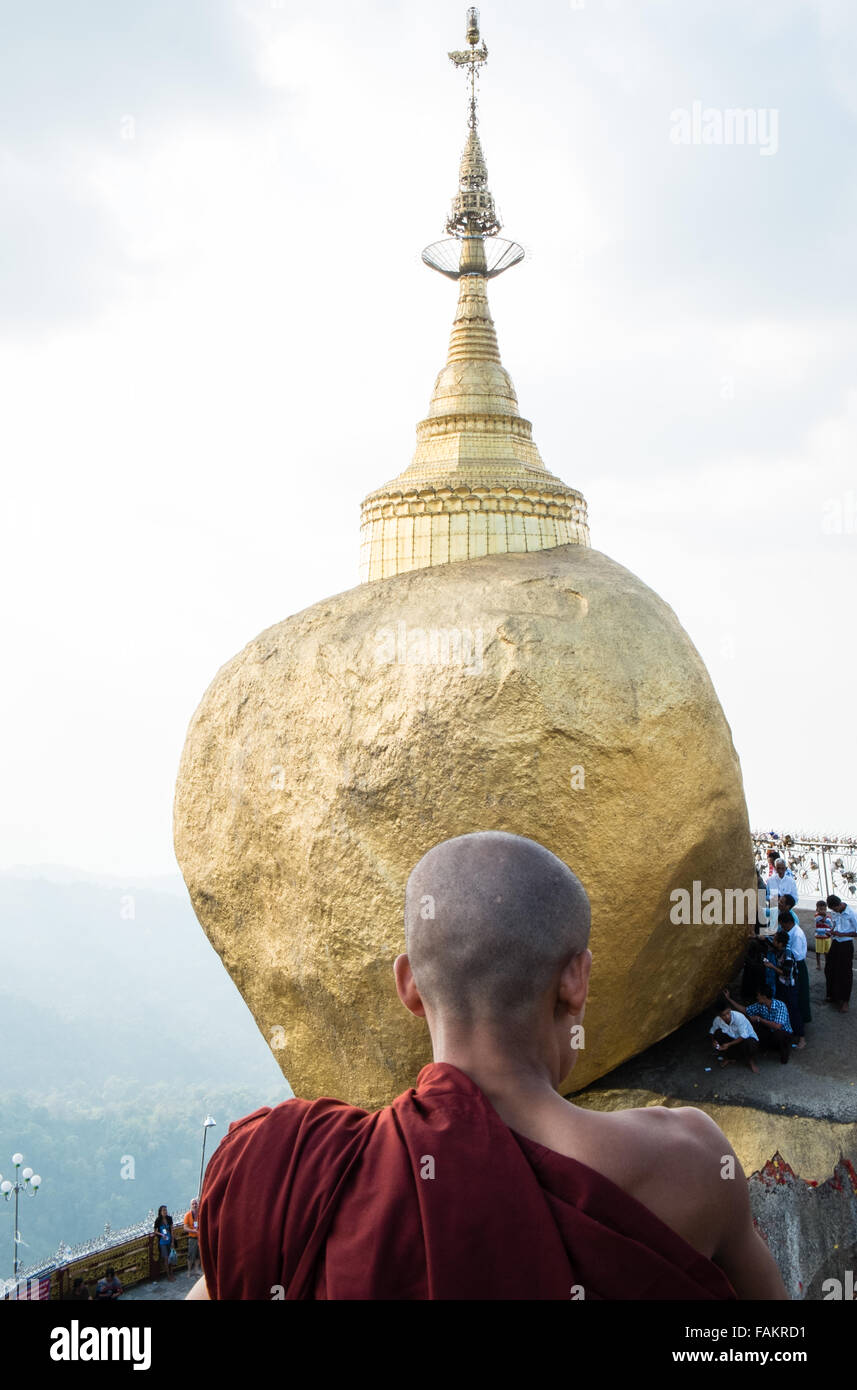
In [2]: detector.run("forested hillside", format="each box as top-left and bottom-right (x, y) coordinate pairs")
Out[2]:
(0, 873), (292, 1273)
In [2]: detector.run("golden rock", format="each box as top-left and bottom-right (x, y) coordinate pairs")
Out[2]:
(173, 542), (753, 1109)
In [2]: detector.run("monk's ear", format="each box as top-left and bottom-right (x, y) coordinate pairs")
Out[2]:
(394, 953), (426, 1018)
(559, 949), (591, 1014)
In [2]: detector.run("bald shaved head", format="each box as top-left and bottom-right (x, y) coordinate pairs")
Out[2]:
(404, 831), (590, 1027)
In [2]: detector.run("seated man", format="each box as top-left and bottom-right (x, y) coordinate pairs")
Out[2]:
(189, 832), (787, 1301)
(64, 1277), (91, 1301)
(94, 1266), (123, 1299)
(709, 995), (759, 1072)
(725, 987), (793, 1064)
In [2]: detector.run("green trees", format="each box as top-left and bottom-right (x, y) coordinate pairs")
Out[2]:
(0, 1080), (286, 1274)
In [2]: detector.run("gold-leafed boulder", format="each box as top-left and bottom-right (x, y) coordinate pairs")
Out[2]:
(174, 541), (752, 1109)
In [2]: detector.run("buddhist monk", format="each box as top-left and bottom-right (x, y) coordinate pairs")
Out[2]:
(188, 831), (787, 1300)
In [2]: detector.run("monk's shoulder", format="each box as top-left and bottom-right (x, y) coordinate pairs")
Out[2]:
(244, 1094), (368, 1140)
(587, 1105), (740, 1254)
(618, 1101), (727, 1148)
(598, 1103), (732, 1181)
(203, 1100), (298, 1174)
(223, 1097), (307, 1140)
(211, 1096), (361, 1165)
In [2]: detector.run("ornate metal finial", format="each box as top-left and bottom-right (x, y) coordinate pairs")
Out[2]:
(448, 7), (488, 130)
(445, 9), (498, 244)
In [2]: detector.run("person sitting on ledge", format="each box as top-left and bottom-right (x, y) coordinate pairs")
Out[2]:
(95, 1266), (123, 1299)
(709, 994), (759, 1073)
(188, 832), (787, 1301)
(65, 1277), (91, 1301)
(725, 987), (793, 1064)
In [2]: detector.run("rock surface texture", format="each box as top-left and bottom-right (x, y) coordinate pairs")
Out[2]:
(749, 1155), (857, 1300)
(174, 544), (753, 1109)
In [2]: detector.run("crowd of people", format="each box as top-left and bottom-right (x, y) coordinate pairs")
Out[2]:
(154, 1200), (200, 1282)
(709, 847), (857, 1071)
(62, 1198), (201, 1298)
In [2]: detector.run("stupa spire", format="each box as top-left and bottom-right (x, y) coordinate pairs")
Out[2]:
(359, 8), (590, 583)
(445, 14), (499, 243)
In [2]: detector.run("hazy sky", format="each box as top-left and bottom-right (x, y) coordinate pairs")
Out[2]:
(1, 0), (855, 877)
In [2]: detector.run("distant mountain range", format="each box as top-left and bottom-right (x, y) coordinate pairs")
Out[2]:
(1, 863), (187, 896)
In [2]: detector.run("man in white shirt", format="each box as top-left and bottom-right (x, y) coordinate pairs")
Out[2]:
(826, 896), (857, 1012)
(785, 911), (807, 960)
(768, 859), (798, 905)
(710, 997), (759, 1073)
(779, 895), (811, 1033)
(828, 897), (857, 937)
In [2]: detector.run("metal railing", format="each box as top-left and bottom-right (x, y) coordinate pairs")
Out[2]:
(1, 1200), (190, 1298)
(751, 831), (857, 906)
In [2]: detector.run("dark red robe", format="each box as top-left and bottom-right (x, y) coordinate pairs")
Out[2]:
(198, 1062), (736, 1300)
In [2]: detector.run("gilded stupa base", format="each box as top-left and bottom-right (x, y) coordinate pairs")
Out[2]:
(359, 478), (589, 582)
(359, 261), (591, 581)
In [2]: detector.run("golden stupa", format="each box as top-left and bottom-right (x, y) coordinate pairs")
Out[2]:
(174, 9), (753, 1109)
(359, 20), (588, 581)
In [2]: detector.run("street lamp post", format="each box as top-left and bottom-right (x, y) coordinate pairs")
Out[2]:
(1, 1153), (43, 1289)
(198, 1117), (216, 1201)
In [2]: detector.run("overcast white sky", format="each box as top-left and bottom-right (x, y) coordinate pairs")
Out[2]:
(1, 0), (855, 877)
